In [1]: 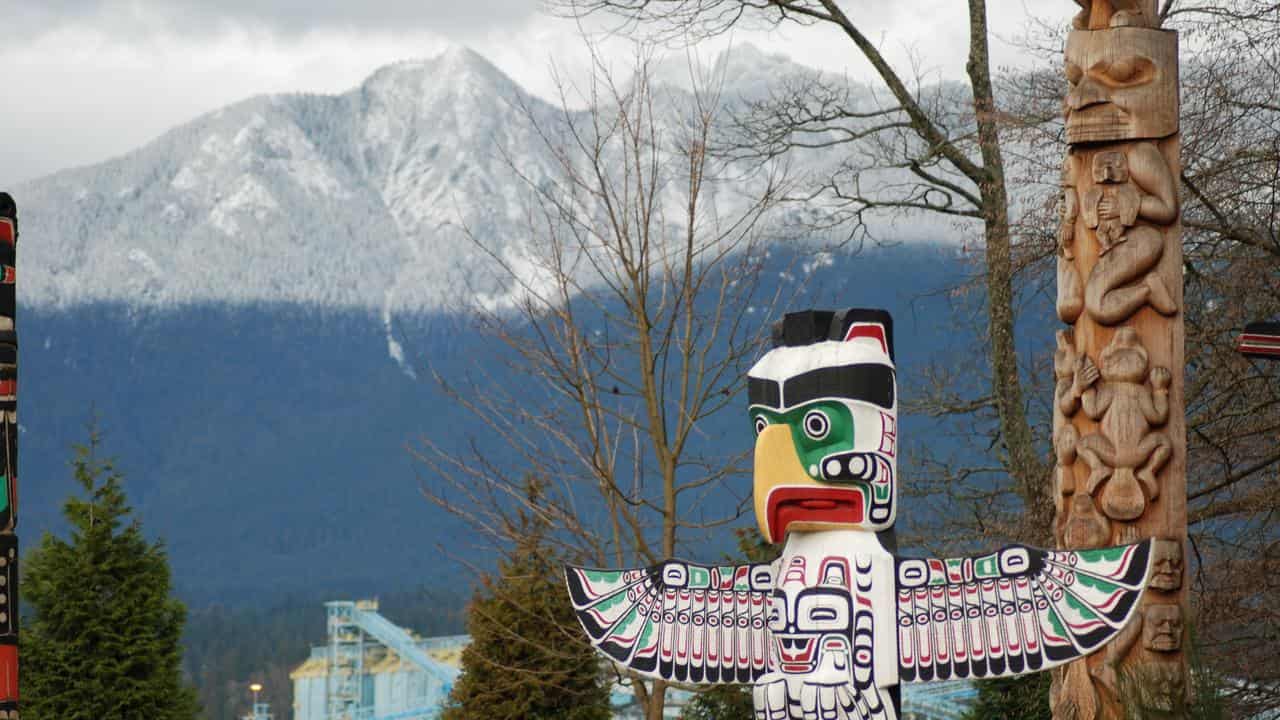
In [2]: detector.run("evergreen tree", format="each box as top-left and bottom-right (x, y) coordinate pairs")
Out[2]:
(442, 478), (611, 720)
(961, 672), (1051, 720)
(21, 428), (199, 720)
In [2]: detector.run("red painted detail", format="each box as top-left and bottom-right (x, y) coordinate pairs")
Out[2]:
(0, 380), (13, 397)
(716, 569), (735, 591)
(783, 556), (807, 586)
(1239, 325), (1280, 358)
(0, 644), (15, 701)
(777, 635), (818, 673)
(818, 556), (850, 587)
(768, 486), (865, 540)
(0, 220), (13, 247)
(844, 322), (888, 354)
(0, 267), (12, 284)
(879, 411), (898, 456)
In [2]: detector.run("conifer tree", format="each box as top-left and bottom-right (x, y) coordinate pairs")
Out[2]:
(21, 428), (199, 720)
(960, 673), (1051, 720)
(442, 477), (610, 720)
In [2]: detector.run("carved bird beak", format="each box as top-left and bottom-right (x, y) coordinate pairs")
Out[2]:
(754, 424), (866, 543)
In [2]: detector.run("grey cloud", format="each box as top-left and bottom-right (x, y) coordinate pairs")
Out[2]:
(13, 0), (543, 38)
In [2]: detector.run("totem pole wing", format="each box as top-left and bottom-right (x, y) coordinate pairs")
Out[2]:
(565, 559), (776, 685)
(894, 541), (1150, 683)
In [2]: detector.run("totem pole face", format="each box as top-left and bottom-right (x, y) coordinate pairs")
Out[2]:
(1064, 28), (1178, 143)
(1149, 539), (1183, 592)
(1143, 604), (1184, 652)
(748, 310), (897, 543)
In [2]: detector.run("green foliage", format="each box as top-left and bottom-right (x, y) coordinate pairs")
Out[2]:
(681, 685), (756, 720)
(961, 672), (1051, 720)
(21, 427), (200, 720)
(680, 528), (779, 720)
(442, 478), (611, 720)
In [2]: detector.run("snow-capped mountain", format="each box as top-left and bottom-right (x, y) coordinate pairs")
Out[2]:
(15, 45), (867, 316)
(15, 47), (562, 312)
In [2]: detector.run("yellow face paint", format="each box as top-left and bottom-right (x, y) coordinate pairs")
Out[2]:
(754, 425), (867, 543)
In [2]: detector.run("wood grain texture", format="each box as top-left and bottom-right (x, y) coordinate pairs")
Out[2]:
(1064, 28), (1178, 144)
(1075, 0), (1159, 30)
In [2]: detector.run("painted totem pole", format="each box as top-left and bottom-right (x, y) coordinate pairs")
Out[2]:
(1054, 1), (1188, 717)
(1237, 322), (1280, 360)
(567, 309), (1155, 720)
(0, 191), (18, 719)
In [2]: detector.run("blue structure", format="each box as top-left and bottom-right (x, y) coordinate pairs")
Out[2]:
(902, 681), (978, 719)
(290, 601), (461, 720)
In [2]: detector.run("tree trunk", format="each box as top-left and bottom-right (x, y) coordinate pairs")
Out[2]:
(967, 0), (1050, 532)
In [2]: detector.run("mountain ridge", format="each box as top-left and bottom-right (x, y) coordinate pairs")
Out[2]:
(11, 43), (945, 315)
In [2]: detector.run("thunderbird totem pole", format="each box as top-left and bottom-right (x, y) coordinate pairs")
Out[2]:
(0, 191), (18, 718)
(1055, 0), (1189, 717)
(567, 309), (1155, 719)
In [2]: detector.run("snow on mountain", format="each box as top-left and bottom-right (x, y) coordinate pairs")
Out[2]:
(13, 46), (548, 312)
(12, 44), (953, 316)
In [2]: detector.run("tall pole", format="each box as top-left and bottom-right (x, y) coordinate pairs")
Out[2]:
(0, 190), (18, 719)
(1052, 2), (1188, 717)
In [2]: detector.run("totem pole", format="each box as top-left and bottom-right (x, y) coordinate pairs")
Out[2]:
(1237, 322), (1280, 360)
(567, 309), (1155, 720)
(1054, 2), (1188, 717)
(0, 191), (17, 719)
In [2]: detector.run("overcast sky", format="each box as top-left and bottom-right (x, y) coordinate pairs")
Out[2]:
(0, 0), (1059, 187)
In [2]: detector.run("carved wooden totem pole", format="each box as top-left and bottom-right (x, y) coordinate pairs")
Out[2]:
(0, 191), (17, 719)
(1054, 2), (1188, 717)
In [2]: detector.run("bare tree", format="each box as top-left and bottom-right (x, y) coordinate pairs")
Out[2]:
(554, 0), (1052, 534)
(416, 45), (792, 719)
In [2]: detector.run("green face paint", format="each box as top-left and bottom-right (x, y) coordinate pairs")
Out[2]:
(750, 401), (855, 477)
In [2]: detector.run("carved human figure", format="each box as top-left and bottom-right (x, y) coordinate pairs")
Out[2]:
(1064, 28), (1178, 144)
(1132, 661), (1190, 719)
(1058, 156), (1085, 323)
(1053, 330), (1084, 540)
(1080, 145), (1178, 325)
(1055, 329), (1089, 423)
(1142, 604), (1183, 652)
(1076, 328), (1172, 521)
(1149, 539), (1183, 592)
(1093, 607), (1142, 700)
(1065, 492), (1111, 549)
(1073, 0), (1157, 29)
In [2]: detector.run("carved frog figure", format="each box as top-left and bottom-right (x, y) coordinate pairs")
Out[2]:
(1075, 328), (1172, 521)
